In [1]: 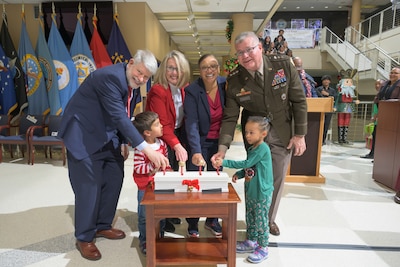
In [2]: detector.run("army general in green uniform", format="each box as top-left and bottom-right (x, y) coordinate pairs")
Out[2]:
(212, 31), (307, 236)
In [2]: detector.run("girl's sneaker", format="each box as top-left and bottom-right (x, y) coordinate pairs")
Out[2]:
(236, 240), (258, 253)
(139, 242), (146, 255)
(247, 246), (268, 264)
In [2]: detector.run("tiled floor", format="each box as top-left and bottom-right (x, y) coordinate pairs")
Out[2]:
(1, 140), (399, 267)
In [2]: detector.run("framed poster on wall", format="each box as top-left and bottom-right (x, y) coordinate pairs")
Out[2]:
(291, 19), (305, 29)
(308, 19), (322, 29)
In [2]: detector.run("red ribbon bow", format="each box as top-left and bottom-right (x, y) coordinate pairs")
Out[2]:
(182, 179), (200, 190)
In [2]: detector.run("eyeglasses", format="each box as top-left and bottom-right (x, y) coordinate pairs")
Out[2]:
(235, 45), (258, 57)
(166, 66), (179, 73)
(200, 64), (219, 71)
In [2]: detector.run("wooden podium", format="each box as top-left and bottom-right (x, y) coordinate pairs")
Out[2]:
(372, 100), (400, 190)
(286, 97), (334, 183)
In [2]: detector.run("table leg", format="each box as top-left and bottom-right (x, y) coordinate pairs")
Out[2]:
(146, 205), (156, 267)
(227, 203), (237, 267)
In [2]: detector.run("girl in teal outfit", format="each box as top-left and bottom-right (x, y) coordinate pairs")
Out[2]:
(215, 116), (273, 264)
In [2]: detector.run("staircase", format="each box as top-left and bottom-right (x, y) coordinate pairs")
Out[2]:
(319, 5), (400, 81)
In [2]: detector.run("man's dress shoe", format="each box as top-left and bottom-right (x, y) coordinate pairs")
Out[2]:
(76, 240), (101, 261)
(360, 154), (373, 159)
(96, 228), (126, 239)
(394, 191), (400, 204)
(269, 222), (280, 236)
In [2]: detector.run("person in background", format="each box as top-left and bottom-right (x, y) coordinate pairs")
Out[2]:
(214, 116), (273, 264)
(262, 36), (272, 55)
(360, 79), (385, 159)
(183, 54), (226, 238)
(293, 56), (318, 97)
(362, 68), (400, 158)
(211, 31), (307, 237)
(273, 29), (285, 48)
(132, 111), (169, 255)
(316, 75), (337, 145)
(58, 50), (169, 261)
(146, 50), (191, 232)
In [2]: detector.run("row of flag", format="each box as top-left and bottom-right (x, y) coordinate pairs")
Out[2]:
(0, 5), (138, 121)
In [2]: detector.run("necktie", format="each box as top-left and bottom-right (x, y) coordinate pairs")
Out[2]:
(255, 71), (263, 87)
(127, 87), (133, 118)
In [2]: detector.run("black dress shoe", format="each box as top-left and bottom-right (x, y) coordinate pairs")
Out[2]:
(168, 218), (181, 224)
(164, 219), (175, 233)
(360, 154), (373, 159)
(394, 191), (400, 204)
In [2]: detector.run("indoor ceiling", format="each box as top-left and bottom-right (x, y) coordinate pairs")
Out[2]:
(1, 0), (391, 74)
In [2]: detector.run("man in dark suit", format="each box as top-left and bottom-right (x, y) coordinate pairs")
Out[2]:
(212, 31), (307, 236)
(58, 50), (169, 261)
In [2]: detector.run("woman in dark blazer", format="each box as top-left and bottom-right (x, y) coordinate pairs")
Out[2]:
(184, 54), (226, 238)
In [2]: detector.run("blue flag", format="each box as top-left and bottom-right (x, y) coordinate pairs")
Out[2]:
(107, 16), (132, 64)
(47, 15), (79, 113)
(0, 13), (28, 120)
(36, 24), (62, 116)
(0, 44), (16, 115)
(18, 17), (50, 116)
(70, 18), (96, 85)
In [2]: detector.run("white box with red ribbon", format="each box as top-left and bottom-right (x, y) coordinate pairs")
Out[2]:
(154, 171), (229, 193)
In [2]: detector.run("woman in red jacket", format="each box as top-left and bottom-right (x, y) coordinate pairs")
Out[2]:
(145, 50), (191, 232)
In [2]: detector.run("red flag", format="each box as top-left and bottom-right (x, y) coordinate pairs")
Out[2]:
(89, 15), (111, 68)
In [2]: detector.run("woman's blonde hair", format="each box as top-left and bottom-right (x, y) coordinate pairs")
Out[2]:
(154, 50), (191, 88)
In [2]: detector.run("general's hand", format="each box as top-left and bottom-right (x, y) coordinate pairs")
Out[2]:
(287, 135), (306, 156)
(142, 146), (170, 170)
(120, 144), (129, 161)
(192, 153), (206, 167)
(211, 151), (226, 169)
(174, 143), (188, 162)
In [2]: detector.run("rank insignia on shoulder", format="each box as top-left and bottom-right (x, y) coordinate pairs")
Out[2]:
(228, 68), (239, 77)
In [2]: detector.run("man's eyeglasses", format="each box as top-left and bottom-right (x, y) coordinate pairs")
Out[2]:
(166, 66), (179, 73)
(200, 64), (219, 71)
(235, 45), (258, 57)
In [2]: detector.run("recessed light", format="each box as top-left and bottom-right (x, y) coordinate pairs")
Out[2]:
(325, 6), (329, 9)
(310, 6), (314, 9)
(296, 6), (300, 9)
(283, 7), (287, 9)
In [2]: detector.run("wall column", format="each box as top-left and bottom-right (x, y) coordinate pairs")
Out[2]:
(230, 13), (254, 56)
(350, 0), (361, 28)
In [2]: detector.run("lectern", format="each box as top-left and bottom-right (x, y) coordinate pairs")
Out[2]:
(373, 100), (400, 190)
(286, 97), (334, 183)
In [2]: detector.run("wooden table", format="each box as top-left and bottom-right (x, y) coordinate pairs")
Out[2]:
(141, 183), (241, 267)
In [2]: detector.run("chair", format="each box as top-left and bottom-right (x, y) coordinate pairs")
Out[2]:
(0, 114), (44, 163)
(28, 115), (66, 166)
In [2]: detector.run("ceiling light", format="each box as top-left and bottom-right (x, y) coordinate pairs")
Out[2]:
(192, 32), (198, 37)
(296, 6), (300, 9)
(310, 6), (314, 9)
(325, 6), (329, 9)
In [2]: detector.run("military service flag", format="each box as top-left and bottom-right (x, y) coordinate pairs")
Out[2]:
(36, 23), (62, 115)
(47, 14), (79, 113)
(0, 44), (16, 115)
(18, 16), (50, 116)
(70, 16), (96, 85)
(107, 14), (131, 64)
(0, 12), (28, 119)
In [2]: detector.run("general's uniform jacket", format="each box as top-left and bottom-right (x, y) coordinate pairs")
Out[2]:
(219, 54), (307, 148)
